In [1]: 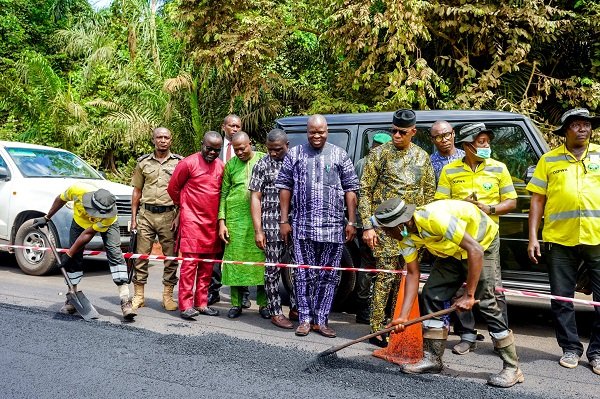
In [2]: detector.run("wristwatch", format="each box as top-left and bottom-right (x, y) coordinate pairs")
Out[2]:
(489, 205), (496, 215)
(347, 221), (356, 227)
(278, 220), (289, 224)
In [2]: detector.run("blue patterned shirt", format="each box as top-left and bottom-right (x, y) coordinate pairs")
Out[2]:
(275, 142), (359, 243)
(430, 149), (465, 182)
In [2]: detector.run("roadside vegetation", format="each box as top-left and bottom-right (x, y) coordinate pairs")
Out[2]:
(1, 0), (598, 181)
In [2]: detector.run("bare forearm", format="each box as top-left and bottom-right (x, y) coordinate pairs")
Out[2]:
(399, 261), (420, 319)
(279, 189), (291, 221)
(494, 198), (516, 215)
(68, 228), (96, 256)
(46, 196), (67, 219)
(345, 191), (357, 223)
(528, 194), (545, 240)
(250, 192), (263, 233)
(131, 188), (142, 220)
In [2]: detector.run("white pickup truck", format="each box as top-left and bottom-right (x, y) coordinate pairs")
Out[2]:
(0, 141), (133, 275)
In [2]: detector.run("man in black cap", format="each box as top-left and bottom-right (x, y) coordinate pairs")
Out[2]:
(34, 184), (136, 320)
(527, 108), (600, 375)
(358, 108), (435, 346)
(375, 197), (524, 388)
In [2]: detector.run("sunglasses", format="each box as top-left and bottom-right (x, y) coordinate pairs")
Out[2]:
(431, 131), (453, 143)
(204, 146), (222, 153)
(391, 128), (413, 136)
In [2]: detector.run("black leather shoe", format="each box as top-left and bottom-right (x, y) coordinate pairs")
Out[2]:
(227, 307), (242, 319)
(207, 293), (220, 306)
(242, 296), (251, 309)
(195, 306), (219, 317)
(369, 336), (388, 348)
(355, 308), (370, 325)
(259, 306), (271, 319)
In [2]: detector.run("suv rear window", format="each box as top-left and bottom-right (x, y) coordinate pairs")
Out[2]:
(288, 130), (351, 152)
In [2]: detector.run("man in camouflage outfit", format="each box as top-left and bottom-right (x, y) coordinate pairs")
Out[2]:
(359, 109), (435, 347)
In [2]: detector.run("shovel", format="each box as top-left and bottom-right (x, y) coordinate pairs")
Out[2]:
(36, 227), (100, 321)
(305, 301), (478, 372)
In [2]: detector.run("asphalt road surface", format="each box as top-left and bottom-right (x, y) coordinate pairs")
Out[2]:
(0, 254), (598, 398)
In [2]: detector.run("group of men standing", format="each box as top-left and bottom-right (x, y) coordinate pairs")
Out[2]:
(44, 105), (600, 387)
(128, 114), (357, 336)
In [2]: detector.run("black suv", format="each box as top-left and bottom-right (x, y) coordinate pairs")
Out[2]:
(276, 110), (550, 309)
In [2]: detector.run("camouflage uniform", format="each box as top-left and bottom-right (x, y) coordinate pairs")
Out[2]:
(131, 152), (182, 286)
(358, 142), (435, 332)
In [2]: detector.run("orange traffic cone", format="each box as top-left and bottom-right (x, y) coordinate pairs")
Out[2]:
(372, 274), (423, 365)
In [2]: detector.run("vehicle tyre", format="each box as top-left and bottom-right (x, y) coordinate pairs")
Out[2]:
(280, 246), (356, 311)
(14, 219), (58, 276)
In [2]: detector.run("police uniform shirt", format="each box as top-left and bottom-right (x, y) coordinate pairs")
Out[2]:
(526, 143), (600, 246)
(131, 152), (182, 206)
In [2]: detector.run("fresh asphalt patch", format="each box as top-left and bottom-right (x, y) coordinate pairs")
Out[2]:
(0, 303), (558, 398)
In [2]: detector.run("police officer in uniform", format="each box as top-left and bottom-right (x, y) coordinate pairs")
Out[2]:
(131, 127), (182, 311)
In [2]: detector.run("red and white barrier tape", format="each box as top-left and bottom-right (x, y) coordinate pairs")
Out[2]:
(0, 243), (405, 275)
(2, 243), (599, 308)
(496, 287), (600, 308)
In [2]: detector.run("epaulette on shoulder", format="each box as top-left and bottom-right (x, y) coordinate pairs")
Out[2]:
(171, 153), (184, 160)
(137, 153), (152, 162)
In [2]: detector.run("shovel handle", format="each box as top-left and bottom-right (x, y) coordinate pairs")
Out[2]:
(34, 226), (76, 292)
(319, 300), (481, 357)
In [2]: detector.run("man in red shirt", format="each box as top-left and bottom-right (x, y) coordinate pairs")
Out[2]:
(167, 131), (225, 319)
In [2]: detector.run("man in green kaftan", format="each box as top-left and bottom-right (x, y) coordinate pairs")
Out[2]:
(218, 132), (268, 319)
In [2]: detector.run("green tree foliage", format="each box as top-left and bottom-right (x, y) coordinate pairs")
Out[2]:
(325, 0), (600, 134)
(1, 0), (599, 179)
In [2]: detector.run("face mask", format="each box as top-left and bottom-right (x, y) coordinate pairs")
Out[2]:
(400, 224), (409, 238)
(475, 147), (491, 159)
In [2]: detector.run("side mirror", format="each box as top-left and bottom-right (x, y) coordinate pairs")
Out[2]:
(0, 166), (9, 181)
(524, 165), (536, 185)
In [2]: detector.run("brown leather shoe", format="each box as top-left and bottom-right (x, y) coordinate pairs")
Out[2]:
(314, 324), (336, 338)
(295, 321), (311, 336)
(271, 314), (294, 329)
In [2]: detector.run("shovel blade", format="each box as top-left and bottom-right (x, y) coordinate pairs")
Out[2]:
(67, 291), (100, 321)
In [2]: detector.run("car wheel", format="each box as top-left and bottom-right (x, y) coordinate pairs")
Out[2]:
(280, 246), (356, 311)
(14, 219), (58, 276)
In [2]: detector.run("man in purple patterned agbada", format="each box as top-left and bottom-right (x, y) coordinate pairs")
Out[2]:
(276, 114), (359, 338)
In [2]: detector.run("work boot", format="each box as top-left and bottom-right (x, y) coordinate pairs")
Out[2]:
(131, 283), (145, 310)
(162, 285), (178, 311)
(60, 299), (76, 315)
(402, 328), (447, 374)
(487, 331), (525, 388)
(121, 298), (137, 320)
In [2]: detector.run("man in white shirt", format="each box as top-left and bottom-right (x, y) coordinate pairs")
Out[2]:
(220, 114), (242, 162)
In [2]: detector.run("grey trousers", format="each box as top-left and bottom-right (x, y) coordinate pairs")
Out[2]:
(422, 234), (508, 335)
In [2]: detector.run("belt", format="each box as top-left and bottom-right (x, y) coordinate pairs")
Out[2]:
(144, 204), (176, 213)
